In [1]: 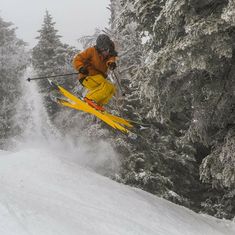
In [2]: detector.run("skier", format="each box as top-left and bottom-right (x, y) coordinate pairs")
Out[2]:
(72, 34), (118, 111)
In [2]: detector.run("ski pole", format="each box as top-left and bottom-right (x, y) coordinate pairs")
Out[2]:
(112, 71), (125, 96)
(27, 72), (79, 82)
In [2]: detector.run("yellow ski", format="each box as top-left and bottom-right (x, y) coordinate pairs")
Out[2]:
(103, 113), (133, 128)
(52, 82), (132, 134)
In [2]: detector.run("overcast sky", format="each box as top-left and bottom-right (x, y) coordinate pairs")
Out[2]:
(0, 0), (110, 48)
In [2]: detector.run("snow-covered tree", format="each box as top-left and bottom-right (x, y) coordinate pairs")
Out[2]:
(32, 10), (75, 75)
(0, 16), (29, 148)
(32, 10), (77, 118)
(109, 0), (235, 219)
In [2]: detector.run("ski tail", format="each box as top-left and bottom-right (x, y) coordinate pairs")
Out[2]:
(104, 113), (134, 128)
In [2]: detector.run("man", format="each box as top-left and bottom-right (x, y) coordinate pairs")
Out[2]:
(72, 34), (117, 111)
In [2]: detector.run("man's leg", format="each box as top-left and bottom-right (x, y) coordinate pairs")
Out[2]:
(83, 75), (116, 105)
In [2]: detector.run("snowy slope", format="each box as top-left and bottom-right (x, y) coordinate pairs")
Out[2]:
(0, 147), (234, 235)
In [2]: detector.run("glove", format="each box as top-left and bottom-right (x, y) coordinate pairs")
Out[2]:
(108, 62), (117, 70)
(79, 67), (89, 75)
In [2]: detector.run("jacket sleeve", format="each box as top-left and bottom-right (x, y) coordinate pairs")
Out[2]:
(72, 47), (93, 71)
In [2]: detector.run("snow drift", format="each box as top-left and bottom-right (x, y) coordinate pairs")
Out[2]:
(0, 147), (234, 235)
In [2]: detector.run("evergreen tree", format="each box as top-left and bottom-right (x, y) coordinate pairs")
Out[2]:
(0, 16), (29, 148)
(32, 10), (77, 119)
(109, 0), (235, 219)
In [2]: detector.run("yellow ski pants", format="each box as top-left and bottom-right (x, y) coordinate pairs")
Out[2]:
(82, 74), (116, 105)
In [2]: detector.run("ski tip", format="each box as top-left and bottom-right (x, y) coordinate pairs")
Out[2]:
(26, 78), (31, 82)
(48, 79), (59, 90)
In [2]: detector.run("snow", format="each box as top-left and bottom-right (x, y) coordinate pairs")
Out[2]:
(0, 146), (234, 235)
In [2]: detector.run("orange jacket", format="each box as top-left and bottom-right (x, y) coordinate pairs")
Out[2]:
(72, 46), (116, 80)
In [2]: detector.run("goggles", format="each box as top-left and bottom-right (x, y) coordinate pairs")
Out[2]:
(101, 47), (110, 52)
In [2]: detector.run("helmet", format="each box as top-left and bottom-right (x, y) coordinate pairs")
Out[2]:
(96, 34), (113, 51)
(96, 34), (118, 56)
